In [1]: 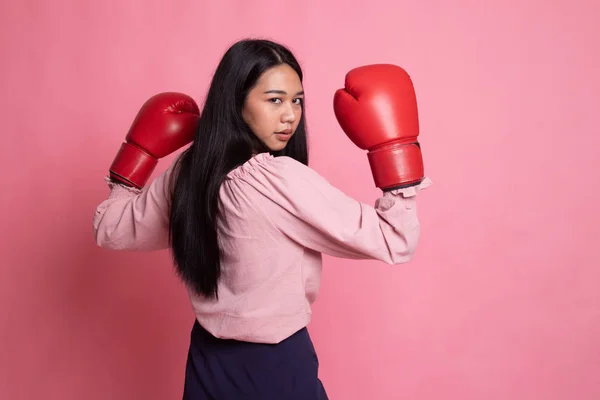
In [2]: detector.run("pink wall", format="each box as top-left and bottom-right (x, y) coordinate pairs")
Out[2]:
(2, 0), (599, 398)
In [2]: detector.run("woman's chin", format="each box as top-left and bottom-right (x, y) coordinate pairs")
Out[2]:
(266, 141), (288, 152)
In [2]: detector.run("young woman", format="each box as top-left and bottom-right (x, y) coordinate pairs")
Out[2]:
(93, 38), (430, 399)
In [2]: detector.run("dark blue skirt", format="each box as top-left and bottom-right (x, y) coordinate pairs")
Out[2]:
(182, 319), (329, 399)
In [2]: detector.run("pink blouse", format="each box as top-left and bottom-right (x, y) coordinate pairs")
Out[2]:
(93, 152), (432, 343)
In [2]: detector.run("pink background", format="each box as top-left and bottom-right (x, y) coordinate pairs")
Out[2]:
(2, 0), (599, 399)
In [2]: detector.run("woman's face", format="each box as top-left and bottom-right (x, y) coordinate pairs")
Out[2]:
(242, 64), (304, 152)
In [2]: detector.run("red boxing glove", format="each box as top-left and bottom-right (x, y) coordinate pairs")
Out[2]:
(333, 64), (424, 190)
(109, 92), (200, 188)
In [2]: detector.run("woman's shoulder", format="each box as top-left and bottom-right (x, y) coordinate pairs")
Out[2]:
(225, 152), (315, 183)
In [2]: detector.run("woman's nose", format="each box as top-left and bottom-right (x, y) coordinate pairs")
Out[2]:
(281, 103), (296, 123)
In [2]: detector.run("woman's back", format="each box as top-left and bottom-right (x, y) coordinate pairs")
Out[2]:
(190, 152), (430, 343)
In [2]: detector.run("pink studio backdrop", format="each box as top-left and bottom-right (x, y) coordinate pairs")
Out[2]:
(1, 0), (599, 399)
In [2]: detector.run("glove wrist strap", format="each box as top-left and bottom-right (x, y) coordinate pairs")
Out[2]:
(368, 142), (424, 190)
(109, 142), (158, 189)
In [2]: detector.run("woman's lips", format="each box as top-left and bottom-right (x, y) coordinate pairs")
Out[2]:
(275, 130), (293, 140)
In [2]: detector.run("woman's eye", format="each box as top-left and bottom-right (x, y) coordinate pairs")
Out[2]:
(268, 98), (303, 105)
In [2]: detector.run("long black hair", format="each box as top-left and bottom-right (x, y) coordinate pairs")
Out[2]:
(169, 39), (309, 299)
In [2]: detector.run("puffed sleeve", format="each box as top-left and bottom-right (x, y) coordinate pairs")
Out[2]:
(247, 155), (432, 264)
(92, 160), (177, 251)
